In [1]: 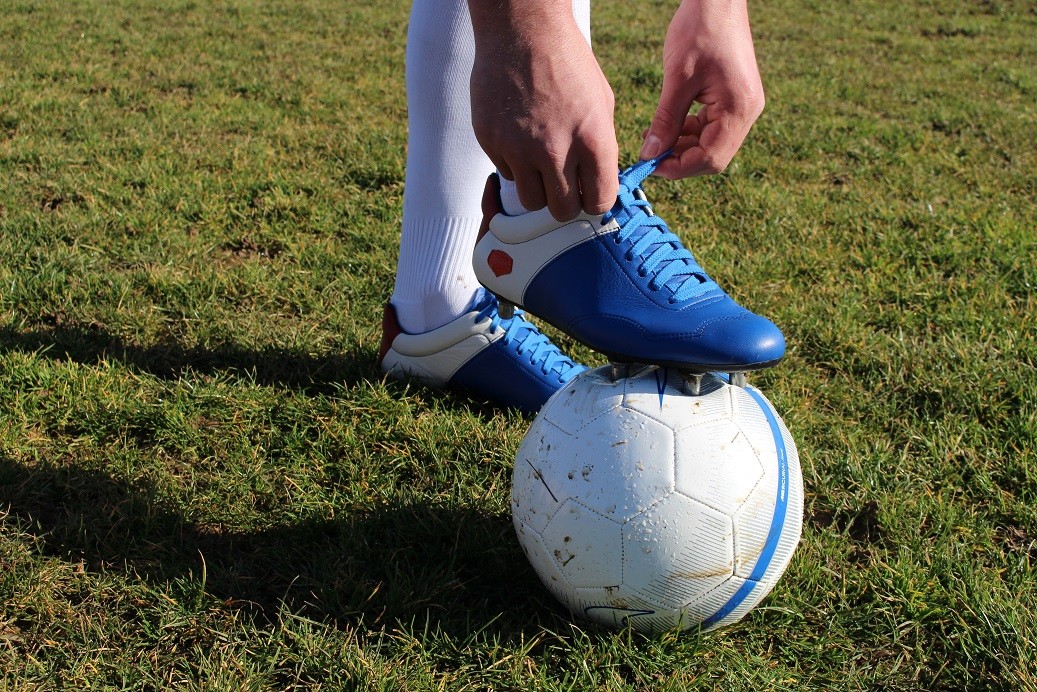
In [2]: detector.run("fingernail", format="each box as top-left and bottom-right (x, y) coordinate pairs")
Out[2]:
(640, 133), (662, 160)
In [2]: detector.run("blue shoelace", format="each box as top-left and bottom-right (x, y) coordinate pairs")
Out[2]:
(601, 156), (719, 304)
(474, 292), (584, 383)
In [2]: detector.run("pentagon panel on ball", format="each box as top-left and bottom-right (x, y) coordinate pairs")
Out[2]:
(512, 365), (803, 633)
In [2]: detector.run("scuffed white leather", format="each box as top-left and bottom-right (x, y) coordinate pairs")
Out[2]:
(381, 311), (504, 386)
(473, 214), (620, 303)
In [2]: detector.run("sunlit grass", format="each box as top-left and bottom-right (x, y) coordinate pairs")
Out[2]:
(0, 0), (1034, 688)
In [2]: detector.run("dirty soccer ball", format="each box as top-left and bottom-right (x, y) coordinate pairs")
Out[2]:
(511, 365), (803, 633)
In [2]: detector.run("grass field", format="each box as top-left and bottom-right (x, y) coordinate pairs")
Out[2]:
(1, 0), (1035, 688)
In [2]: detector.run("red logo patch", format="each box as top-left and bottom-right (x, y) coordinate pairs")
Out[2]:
(487, 249), (513, 277)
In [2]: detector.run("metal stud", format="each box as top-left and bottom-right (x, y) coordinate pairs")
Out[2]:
(608, 362), (629, 382)
(677, 370), (704, 395)
(497, 297), (515, 319)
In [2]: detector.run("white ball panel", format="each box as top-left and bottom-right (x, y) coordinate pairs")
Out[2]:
(514, 521), (582, 614)
(512, 416), (572, 535)
(540, 368), (624, 434)
(673, 421), (766, 516)
(550, 409), (674, 520)
(685, 575), (759, 631)
(541, 499), (624, 589)
(623, 494), (734, 607)
(731, 387), (803, 582)
(731, 386), (786, 463)
(732, 482), (778, 578)
(746, 412), (805, 588)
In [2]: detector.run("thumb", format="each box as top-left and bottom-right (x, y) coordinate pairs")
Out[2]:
(640, 75), (696, 161)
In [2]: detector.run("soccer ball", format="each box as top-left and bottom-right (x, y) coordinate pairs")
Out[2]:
(512, 365), (803, 633)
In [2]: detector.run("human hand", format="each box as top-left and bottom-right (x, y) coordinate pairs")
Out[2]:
(639, 0), (765, 179)
(468, 1), (618, 221)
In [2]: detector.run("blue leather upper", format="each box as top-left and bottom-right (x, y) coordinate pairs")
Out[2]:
(519, 157), (785, 370)
(448, 291), (585, 413)
(449, 335), (578, 414)
(522, 237), (784, 369)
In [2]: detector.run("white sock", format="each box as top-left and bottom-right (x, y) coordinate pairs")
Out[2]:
(392, 0), (591, 333)
(391, 0), (491, 334)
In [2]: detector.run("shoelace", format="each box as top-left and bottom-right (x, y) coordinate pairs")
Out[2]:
(474, 294), (584, 383)
(601, 155), (719, 304)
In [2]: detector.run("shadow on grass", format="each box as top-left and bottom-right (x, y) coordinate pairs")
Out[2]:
(0, 455), (562, 639)
(0, 322), (372, 394)
(0, 322), (554, 636)
(0, 321), (535, 419)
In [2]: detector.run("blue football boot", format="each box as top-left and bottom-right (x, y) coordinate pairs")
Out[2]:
(379, 289), (586, 413)
(472, 154), (785, 372)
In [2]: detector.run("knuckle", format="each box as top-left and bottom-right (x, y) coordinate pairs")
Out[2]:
(652, 105), (681, 131)
(744, 92), (765, 121)
(550, 184), (579, 219)
(734, 84), (765, 121)
(472, 120), (498, 146)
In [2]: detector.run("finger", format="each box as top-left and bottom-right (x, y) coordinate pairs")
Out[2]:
(653, 147), (713, 179)
(513, 168), (548, 213)
(654, 138), (735, 179)
(576, 140), (619, 216)
(482, 150), (516, 181)
(669, 132), (701, 158)
(654, 106), (747, 179)
(670, 113), (705, 154)
(577, 160), (618, 216)
(541, 162), (582, 222)
(697, 105), (752, 171)
(495, 160), (515, 181)
(682, 111), (705, 137)
(640, 71), (700, 160)
(646, 116), (701, 177)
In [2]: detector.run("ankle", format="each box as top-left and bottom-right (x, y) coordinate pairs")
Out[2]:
(390, 285), (485, 334)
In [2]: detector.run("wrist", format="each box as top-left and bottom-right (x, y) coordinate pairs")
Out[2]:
(468, 0), (580, 53)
